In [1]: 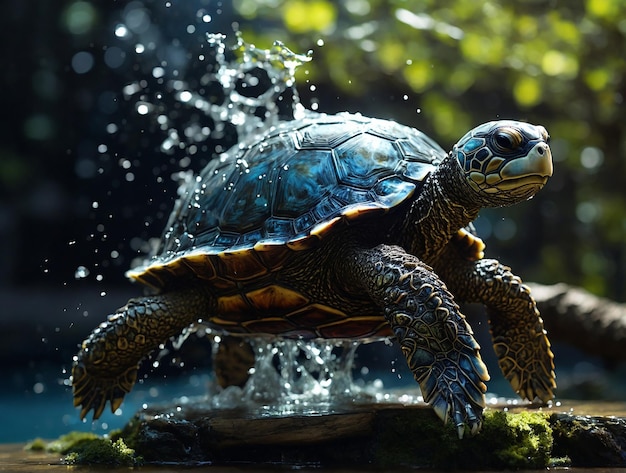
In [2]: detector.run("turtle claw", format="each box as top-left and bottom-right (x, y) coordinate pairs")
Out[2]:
(420, 351), (488, 438)
(431, 393), (483, 439)
(495, 335), (556, 406)
(71, 359), (137, 420)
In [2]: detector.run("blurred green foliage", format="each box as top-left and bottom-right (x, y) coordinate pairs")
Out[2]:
(232, 0), (626, 300)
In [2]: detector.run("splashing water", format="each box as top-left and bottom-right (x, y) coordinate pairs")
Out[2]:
(209, 338), (365, 413)
(172, 331), (424, 414)
(121, 32), (312, 158)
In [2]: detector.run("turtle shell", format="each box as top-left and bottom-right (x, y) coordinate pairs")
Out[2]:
(129, 112), (445, 292)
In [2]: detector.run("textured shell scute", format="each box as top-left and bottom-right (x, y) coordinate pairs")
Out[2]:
(296, 120), (363, 150)
(273, 148), (337, 218)
(333, 133), (400, 188)
(373, 176), (417, 208)
(137, 113), (446, 280)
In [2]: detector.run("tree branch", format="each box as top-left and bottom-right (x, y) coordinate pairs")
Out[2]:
(528, 282), (626, 364)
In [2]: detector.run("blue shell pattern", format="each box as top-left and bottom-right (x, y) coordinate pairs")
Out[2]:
(157, 112), (446, 260)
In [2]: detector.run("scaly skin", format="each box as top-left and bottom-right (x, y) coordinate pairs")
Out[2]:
(434, 246), (556, 403)
(72, 288), (211, 419)
(396, 158), (481, 264)
(343, 244), (489, 437)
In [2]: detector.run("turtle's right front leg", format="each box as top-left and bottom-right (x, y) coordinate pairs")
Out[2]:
(72, 287), (211, 420)
(343, 244), (489, 437)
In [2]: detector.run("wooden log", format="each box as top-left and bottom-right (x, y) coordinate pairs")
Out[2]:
(528, 282), (626, 364)
(119, 398), (626, 468)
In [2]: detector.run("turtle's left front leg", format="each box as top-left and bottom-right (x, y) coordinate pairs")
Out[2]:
(435, 246), (556, 403)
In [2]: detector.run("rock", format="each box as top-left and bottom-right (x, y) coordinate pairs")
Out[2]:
(551, 413), (626, 466)
(117, 398), (626, 468)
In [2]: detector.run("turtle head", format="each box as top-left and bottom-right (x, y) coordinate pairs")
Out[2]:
(452, 121), (552, 207)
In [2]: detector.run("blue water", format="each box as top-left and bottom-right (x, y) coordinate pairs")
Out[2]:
(0, 364), (213, 443)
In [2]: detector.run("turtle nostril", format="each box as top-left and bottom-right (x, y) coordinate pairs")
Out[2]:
(537, 145), (545, 156)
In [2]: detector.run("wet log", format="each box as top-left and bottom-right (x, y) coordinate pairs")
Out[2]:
(120, 399), (626, 468)
(528, 282), (626, 364)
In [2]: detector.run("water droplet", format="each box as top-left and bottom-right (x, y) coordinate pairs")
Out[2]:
(179, 90), (193, 102)
(136, 103), (151, 115)
(74, 266), (90, 279)
(114, 24), (129, 38)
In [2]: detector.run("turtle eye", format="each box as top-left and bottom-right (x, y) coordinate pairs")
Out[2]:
(494, 128), (522, 152)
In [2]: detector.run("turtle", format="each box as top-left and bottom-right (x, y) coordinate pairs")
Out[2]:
(72, 112), (556, 438)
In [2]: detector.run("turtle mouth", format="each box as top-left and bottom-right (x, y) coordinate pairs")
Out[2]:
(490, 174), (549, 200)
(496, 173), (549, 192)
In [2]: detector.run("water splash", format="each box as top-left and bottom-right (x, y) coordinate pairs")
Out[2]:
(121, 32), (312, 158)
(205, 336), (424, 415)
(242, 338), (358, 403)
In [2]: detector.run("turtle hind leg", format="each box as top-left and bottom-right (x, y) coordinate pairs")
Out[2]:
(343, 244), (489, 437)
(71, 287), (211, 420)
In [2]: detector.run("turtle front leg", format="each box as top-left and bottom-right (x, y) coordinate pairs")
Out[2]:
(72, 287), (211, 420)
(435, 250), (556, 403)
(343, 244), (489, 437)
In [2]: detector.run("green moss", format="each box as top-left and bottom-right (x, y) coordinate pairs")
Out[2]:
(373, 408), (553, 469)
(24, 438), (47, 451)
(475, 410), (553, 469)
(372, 408), (459, 468)
(25, 431), (142, 466)
(549, 455), (572, 467)
(44, 431), (100, 454)
(63, 437), (142, 466)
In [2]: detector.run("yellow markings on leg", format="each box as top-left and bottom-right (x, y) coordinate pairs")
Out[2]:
(454, 228), (486, 261)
